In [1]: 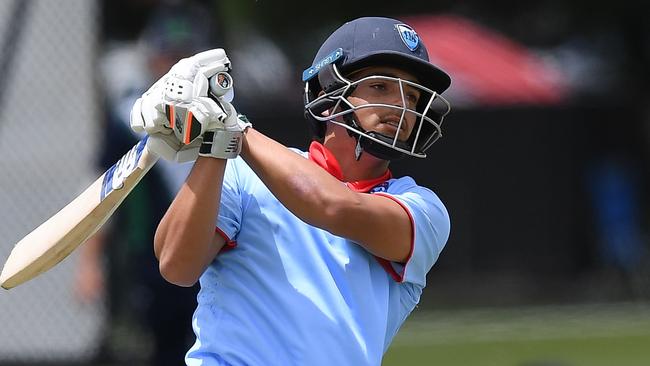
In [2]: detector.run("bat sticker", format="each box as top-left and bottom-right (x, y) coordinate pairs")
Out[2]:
(100, 136), (148, 200)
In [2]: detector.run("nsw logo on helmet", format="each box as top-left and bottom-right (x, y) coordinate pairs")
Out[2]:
(395, 24), (419, 51)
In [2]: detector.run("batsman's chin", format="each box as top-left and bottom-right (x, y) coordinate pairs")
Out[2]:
(374, 123), (410, 141)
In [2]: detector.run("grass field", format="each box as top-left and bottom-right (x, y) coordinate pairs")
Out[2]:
(383, 302), (650, 366)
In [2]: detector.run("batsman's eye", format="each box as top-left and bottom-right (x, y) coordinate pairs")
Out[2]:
(369, 82), (387, 92)
(405, 92), (419, 105)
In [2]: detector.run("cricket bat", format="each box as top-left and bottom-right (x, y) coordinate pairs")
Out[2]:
(0, 69), (234, 290)
(0, 137), (158, 289)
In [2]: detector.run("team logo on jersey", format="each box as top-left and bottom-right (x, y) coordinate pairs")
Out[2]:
(396, 24), (419, 51)
(370, 182), (390, 193)
(100, 137), (147, 200)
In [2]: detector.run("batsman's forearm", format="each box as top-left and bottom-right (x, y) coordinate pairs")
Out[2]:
(241, 129), (359, 231)
(155, 157), (227, 287)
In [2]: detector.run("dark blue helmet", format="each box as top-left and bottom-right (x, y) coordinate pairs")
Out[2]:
(303, 17), (451, 160)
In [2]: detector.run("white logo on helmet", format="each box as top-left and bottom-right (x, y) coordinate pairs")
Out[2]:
(396, 24), (419, 51)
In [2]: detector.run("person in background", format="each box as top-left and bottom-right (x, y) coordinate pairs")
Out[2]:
(75, 2), (215, 365)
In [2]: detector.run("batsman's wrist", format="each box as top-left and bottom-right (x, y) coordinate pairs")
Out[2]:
(199, 130), (244, 159)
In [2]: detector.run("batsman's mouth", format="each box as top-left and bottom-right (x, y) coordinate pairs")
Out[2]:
(379, 116), (412, 138)
(381, 120), (402, 130)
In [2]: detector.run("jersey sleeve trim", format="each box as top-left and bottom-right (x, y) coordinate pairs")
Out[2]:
(215, 226), (237, 253)
(372, 192), (415, 283)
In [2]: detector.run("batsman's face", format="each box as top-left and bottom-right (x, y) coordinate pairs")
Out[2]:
(346, 66), (421, 141)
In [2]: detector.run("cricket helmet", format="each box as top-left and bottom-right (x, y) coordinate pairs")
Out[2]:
(303, 17), (452, 160)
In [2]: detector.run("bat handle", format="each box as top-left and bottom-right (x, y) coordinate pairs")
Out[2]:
(208, 71), (234, 100)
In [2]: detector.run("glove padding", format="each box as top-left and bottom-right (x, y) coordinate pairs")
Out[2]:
(130, 49), (240, 162)
(163, 49), (233, 106)
(198, 105), (252, 159)
(131, 84), (202, 162)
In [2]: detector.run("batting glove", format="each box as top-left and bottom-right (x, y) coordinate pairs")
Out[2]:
(130, 49), (239, 162)
(130, 80), (202, 163)
(195, 99), (252, 159)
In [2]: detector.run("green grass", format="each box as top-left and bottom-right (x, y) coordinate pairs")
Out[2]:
(383, 302), (650, 366)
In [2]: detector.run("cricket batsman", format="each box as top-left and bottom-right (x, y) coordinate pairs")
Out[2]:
(130, 16), (452, 366)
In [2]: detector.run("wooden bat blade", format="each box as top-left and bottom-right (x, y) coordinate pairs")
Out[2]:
(1, 137), (159, 289)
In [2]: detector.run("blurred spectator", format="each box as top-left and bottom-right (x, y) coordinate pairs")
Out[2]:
(226, 26), (296, 110)
(586, 155), (650, 299)
(587, 157), (644, 268)
(75, 2), (216, 364)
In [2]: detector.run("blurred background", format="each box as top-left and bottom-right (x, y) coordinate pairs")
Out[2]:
(1, 0), (650, 365)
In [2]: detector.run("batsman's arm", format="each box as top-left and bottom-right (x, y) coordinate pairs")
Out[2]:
(240, 129), (412, 263)
(154, 157), (228, 287)
(130, 49), (242, 287)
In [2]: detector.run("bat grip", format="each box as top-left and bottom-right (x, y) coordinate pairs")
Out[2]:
(208, 71), (234, 99)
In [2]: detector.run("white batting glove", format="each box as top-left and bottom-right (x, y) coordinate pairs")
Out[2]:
(130, 49), (237, 162)
(161, 48), (250, 159)
(130, 81), (201, 162)
(196, 99), (252, 159)
(130, 78), (168, 136)
(163, 48), (233, 107)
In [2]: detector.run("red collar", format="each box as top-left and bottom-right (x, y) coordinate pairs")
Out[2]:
(308, 141), (392, 193)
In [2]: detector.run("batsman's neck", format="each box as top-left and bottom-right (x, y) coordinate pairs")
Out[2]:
(323, 127), (390, 182)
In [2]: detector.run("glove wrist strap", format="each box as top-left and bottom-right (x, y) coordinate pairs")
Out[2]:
(199, 130), (244, 159)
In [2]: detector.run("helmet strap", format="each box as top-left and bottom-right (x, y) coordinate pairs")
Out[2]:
(354, 138), (364, 161)
(341, 113), (364, 161)
(342, 112), (406, 161)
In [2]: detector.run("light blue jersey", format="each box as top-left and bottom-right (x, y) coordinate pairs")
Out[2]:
(186, 149), (450, 366)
